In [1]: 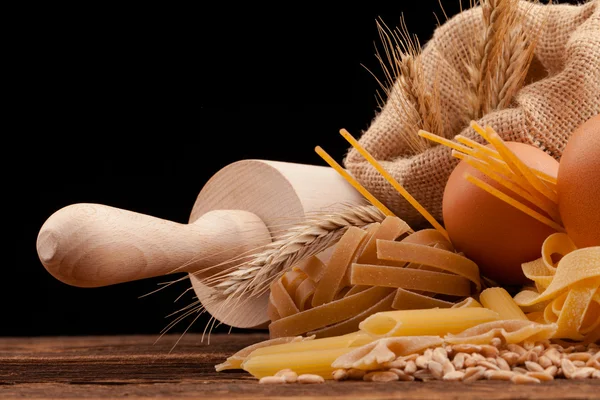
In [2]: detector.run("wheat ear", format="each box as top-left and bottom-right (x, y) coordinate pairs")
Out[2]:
(207, 204), (386, 300)
(368, 17), (443, 155)
(496, 2), (544, 110)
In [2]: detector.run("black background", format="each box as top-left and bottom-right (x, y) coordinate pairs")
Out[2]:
(8, 1), (570, 338)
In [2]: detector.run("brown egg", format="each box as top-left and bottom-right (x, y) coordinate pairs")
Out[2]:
(557, 114), (600, 248)
(442, 142), (559, 286)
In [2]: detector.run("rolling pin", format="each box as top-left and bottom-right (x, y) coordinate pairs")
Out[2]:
(37, 159), (365, 329)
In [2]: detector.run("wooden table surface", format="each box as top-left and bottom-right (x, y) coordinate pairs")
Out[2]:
(1, 333), (598, 399)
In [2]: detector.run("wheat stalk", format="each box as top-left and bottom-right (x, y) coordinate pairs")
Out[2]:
(204, 204), (386, 301)
(465, 0), (540, 120)
(495, 26), (536, 109)
(368, 17), (443, 155)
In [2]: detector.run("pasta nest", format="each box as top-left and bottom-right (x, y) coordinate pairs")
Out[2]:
(267, 215), (482, 339)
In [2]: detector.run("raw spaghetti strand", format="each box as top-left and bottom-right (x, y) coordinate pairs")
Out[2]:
(339, 128), (449, 241)
(314, 146), (396, 217)
(464, 173), (565, 232)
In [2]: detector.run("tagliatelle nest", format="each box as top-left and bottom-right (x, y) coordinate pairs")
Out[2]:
(267, 215), (481, 339)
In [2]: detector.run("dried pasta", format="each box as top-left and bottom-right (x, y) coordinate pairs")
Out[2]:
(444, 319), (558, 345)
(358, 307), (500, 338)
(267, 216), (482, 338)
(479, 287), (529, 321)
(513, 232), (600, 342)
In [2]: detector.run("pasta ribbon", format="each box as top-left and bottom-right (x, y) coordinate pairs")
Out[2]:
(444, 320), (558, 345)
(513, 232), (600, 342)
(331, 336), (444, 371)
(267, 216), (482, 339)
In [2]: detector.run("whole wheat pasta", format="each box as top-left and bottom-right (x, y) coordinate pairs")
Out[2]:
(267, 215), (482, 339)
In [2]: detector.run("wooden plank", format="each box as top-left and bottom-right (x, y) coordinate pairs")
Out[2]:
(0, 334), (598, 399)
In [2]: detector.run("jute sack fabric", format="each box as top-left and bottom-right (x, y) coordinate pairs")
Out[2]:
(344, 0), (600, 229)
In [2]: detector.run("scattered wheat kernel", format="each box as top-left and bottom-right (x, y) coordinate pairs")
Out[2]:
(384, 358), (407, 369)
(518, 351), (538, 364)
(572, 367), (597, 380)
(416, 355), (430, 369)
(501, 352), (520, 366)
(481, 345), (500, 358)
(525, 361), (545, 373)
(512, 367), (529, 375)
(523, 341), (535, 351)
(592, 370), (600, 379)
(532, 345), (546, 355)
(485, 370), (514, 381)
(347, 368), (366, 380)
(537, 355), (553, 369)
(259, 376), (287, 384)
(507, 344), (527, 356)
(572, 360), (586, 368)
(433, 347), (449, 363)
(464, 355), (479, 368)
(463, 367), (487, 383)
(332, 369), (348, 381)
(364, 371), (399, 382)
(526, 371), (554, 381)
(544, 366), (558, 376)
(275, 369), (298, 383)
(543, 348), (562, 366)
(297, 374), (325, 384)
(404, 361), (417, 375)
(428, 361), (444, 379)
(389, 368), (415, 381)
(561, 359), (577, 379)
(443, 371), (465, 381)
(453, 344), (482, 354)
(586, 359), (600, 369)
(511, 374), (541, 384)
(453, 353), (466, 370)
(413, 370), (435, 381)
(490, 338), (503, 348)
(274, 368), (293, 376)
(443, 360), (456, 375)
(478, 360), (500, 371)
(495, 357), (511, 371)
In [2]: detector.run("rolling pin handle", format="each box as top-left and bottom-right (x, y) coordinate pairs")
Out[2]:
(36, 203), (272, 288)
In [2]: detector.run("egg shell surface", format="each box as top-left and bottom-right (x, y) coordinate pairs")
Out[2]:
(442, 142), (559, 286)
(557, 114), (600, 248)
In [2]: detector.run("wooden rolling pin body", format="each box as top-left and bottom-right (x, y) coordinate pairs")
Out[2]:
(37, 159), (366, 328)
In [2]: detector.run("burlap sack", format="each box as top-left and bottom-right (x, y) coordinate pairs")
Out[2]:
(344, 0), (600, 229)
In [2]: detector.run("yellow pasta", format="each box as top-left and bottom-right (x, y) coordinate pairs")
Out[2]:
(358, 307), (500, 338)
(242, 348), (353, 379)
(479, 287), (529, 321)
(247, 331), (373, 358)
(215, 335), (314, 372)
(513, 232), (600, 342)
(451, 297), (483, 308)
(444, 320), (558, 345)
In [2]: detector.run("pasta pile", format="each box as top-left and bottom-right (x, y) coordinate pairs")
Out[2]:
(514, 233), (600, 344)
(218, 303), (562, 380)
(267, 215), (481, 339)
